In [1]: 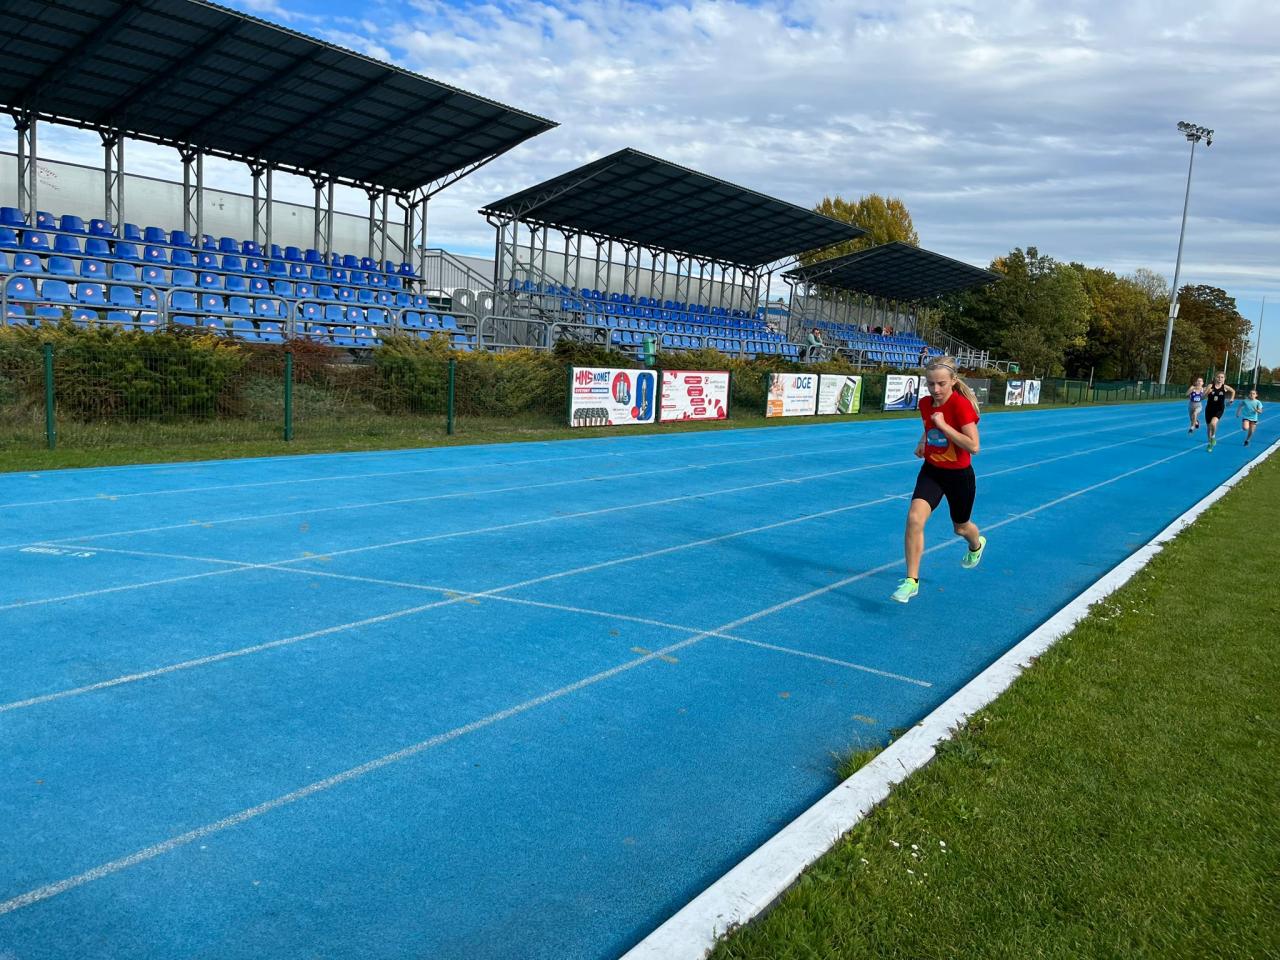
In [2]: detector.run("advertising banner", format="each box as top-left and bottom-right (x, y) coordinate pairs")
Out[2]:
(1004, 379), (1025, 406)
(765, 372), (819, 418)
(1024, 379), (1042, 405)
(569, 367), (658, 427)
(816, 374), (862, 415)
(883, 374), (921, 411)
(966, 378), (991, 405)
(661, 370), (730, 421)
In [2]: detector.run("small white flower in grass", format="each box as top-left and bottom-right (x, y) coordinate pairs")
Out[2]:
(939, 841), (946, 848)
(911, 852), (919, 859)
(890, 840), (900, 848)
(911, 844), (919, 850)
(906, 868), (914, 875)
(860, 858), (869, 865)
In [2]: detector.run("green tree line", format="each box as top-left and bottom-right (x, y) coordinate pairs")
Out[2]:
(813, 195), (1259, 382)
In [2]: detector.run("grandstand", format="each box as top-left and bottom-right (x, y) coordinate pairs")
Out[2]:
(783, 241), (1002, 369)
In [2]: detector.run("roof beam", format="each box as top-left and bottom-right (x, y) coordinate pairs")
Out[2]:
(240, 70), (400, 159)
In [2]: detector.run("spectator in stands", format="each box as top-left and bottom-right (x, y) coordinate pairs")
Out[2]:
(805, 327), (826, 362)
(918, 344), (930, 368)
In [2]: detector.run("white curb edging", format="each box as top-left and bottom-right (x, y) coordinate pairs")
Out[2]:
(621, 435), (1280, 960)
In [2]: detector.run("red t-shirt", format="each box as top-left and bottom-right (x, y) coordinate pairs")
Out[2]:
(919, 391), (979, 469)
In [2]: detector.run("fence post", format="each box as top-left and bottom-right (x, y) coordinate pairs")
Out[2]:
(42, 343), (56, 450)
(283, 350), (294, 441)
(446, 358), (456, 436)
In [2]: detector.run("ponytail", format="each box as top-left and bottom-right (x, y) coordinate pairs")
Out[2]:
(925, 355), (980, 411)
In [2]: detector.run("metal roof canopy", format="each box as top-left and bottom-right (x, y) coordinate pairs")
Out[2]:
(480, 148), (864, 268)
(783, 242), (1000, 301)
(0, 0), (556, 195)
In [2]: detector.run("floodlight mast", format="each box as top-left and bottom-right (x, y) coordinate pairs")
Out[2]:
(1159, 121), (1214, 385)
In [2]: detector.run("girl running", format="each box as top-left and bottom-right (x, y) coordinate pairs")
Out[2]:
(1203, 372), (1235, 451)
(1187, 377), (1205, 432)
(1237, 389), (1263, 446)
(892, 357), (986, 603)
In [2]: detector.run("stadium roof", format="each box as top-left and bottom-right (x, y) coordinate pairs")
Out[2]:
(783, 242), (1000, 301)
(0, 0), (556, 194)
(479, 148), (864, 268)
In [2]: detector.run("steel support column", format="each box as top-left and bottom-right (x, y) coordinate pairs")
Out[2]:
(249, 162), (272, 249)
(13, 113), (37, 223)
(312, 177), (333, 256)
(180, 148), (203, 240)
(102, 132), (124, 230)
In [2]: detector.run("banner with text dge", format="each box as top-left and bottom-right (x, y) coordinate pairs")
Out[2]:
(766, 373), (819, 418)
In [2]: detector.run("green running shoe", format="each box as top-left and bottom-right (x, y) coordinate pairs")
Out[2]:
(962, 535), (987, 570)
(1208, 438), (1216, 451)
(891, 578), (919, 603)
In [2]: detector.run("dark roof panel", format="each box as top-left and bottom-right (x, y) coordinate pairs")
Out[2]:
(783, 242), (1000, 301)
(0, 0), (556, 193)
(480, 148), (863, 268)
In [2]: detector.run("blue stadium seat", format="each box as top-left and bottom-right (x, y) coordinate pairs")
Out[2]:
(51, 234), (81, 255)
(310, 265), (330, 281)
(241, 240), (261, 256)
(272, 280), (293, 297)
(231, 319), (258, 340)
(143, 245), (167, 263)
(20, 232), (50, 251)
(41, 279), (72, 303)
(360, 257), (376, 271)
(171, 269), (196, 288)
(341, 254), (359, 269)
(331, 268), (349, 284)
(35, 211), (57, 231)
(336, 287), (354, 303)
(109, 261), (137, 282)
(201, 294), (225, 314)
(255, 299), (281, 318)
(106, 310), (137, 327)
(225, 275), (249, 294)
(327, 252), (342, 267)
(367, 273), (384, 289)
(249, 276), (270, 295)
(305, 248), (324, 265)
(288, 262), (307, 279)
(144, 226), (167, 244)
(398, 261), (415, 278)
(79, 259), (106, 279)
(171, 291), (198, 312)
(258, 322), (283, 343)
(350, 270), (367, 286)
(386, 276), (402, 291)
(299, 302), (321, 321)
(0, 227), (17, 249)
(366, 307), (388, 326)
(228, 297), (253, 317)
(122, 224), (143, 242)
(47, 256), (76, 277)
(115, 241), (141, 261)
(57, 214), (86, 234)
(140, 288), (158, 310)
(198, 272), (220, 289)
(221, 255), (243, 273)
(0, 207), (26, 228)
(316, 284), (337, 301)
(267, 260), (288, 279)
(170, 248), (196, 269)
(323, 305), (345, 323)
(142, 265), (168, 286)
(88, 219), (115, 238)
(218, 236), (238, 254)
(197, 251), (218, 269)
(284, 246), (303, 262)
(245, 258), (266, 275)
(294, 282), (313, 299)
(109, 285), (138, 307)
(14, 252), (43, 273)
(170, 229), (194, 248)
(357, 288), (376, 305)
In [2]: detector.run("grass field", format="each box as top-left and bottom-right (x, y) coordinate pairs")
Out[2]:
(711, 449), (1280, 960)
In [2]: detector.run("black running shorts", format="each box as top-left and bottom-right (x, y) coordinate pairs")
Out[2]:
(912, 462), (977, 524)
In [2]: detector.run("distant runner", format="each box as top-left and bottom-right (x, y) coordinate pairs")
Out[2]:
(1203, 373), (1235, 451)
(1237, 388), (1263, 447)
(1186, 377), (1205, 433)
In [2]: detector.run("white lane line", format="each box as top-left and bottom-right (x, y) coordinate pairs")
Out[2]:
(0, 423), (1181, 614)
(620, 433), (1279, 960)
(0, 438), (1201, 916)
(1, 410), (1156, 551)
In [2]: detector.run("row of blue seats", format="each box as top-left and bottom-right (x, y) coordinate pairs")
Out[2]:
(571, 312), (783, 340)
(1, 241), (407, 290)
(0, 208), (413, 276)
(3, 275), (435, 311)
(608, 328), (800, 359)
(3, 310), (475, 350)
(817, 322), (928, 346)
(560, 298), (769, 330)
(511, 278), (755, 319)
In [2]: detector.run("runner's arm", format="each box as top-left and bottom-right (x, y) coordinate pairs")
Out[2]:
(929, 413), (980, 455)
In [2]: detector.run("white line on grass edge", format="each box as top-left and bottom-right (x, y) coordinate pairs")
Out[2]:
(621, 435), (1280, 960)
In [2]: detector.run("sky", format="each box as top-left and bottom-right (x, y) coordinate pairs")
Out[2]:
(30, 0), (1280, 365)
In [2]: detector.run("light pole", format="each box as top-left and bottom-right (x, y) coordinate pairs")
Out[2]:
(1255, 296), (1267, 388)
(1158, 121), (1214, 385)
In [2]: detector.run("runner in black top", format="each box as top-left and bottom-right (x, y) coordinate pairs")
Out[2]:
(1203, 372), (1235, 452)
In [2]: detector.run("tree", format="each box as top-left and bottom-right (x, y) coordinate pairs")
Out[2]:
(1066, 266), (1168, 380)
(1176, 285), (1250, 375)
(800, 194), (919, 265)
(940, 247), (1089, 375)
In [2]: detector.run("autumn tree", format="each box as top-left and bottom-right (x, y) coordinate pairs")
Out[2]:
(800, 194), (919, 265)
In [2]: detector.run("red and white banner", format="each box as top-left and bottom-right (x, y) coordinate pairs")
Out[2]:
(569, 367), (658, 427)
(661, 370), (729, 422)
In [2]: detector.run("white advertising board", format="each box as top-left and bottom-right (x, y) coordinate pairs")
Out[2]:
(569, 367), (658, 427)
(661, 370), (730, 421)
(765, 373), (818, 418)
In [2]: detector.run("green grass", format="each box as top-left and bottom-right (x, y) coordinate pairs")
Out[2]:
(711, 450), (1280, 960)
(0, 396), (1171, 473)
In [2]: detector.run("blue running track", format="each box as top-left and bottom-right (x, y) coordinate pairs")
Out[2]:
(0, 403), (1270, 959)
